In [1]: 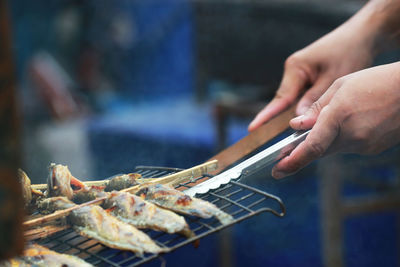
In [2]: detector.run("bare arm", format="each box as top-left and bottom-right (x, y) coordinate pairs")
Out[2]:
(272, 61), (400, 178)
(249, 0), (400, 131)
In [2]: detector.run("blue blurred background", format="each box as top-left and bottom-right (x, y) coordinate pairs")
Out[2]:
(8, 0), (400, 266)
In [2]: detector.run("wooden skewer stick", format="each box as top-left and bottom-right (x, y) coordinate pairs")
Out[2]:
(32, 179), (116, 190)
(23, 196), (107, 228)
(122, 160), (218, 194)
(25, 225), (70, 241)
(30, 160), (218, 191)
(24, 160), (218, 229)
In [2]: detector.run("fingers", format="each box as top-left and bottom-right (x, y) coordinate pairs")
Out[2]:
(295, 76), (334, 115)
(248, 62), (309, 131)
(290, 80), (341, 130)
(272, 105), (340, 178)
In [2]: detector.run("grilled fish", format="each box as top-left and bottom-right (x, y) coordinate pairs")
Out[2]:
(0, 258), (30, 267)
(37, 197), (165, 256)
(47, 163), (77, 199)
(19, 169), (32, 207)
(136, 184), (234, 225)
(46, 163), (142, 200)
(69, 183), (195, 238)
(105, 173), (141, 191)
(18, 169), (45, 211)
(103, 191), (194, 238)
(72, 186), (106, 204)
(23, 243), (93, 267)
(37, 196), (76, 214)
(0, 244), (93, 267)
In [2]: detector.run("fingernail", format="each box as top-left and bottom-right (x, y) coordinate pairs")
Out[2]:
(290, 115), (304, 124)
(248, 120), (256, 131)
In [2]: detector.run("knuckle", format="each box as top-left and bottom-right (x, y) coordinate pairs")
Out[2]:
(309, 101), (323, 115)
(284, 53), (303, 69)
(284, 56), (298, 69)
(331, 77), (346, 89)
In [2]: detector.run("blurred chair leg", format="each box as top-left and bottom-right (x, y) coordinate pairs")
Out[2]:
(219, 228), (234, 267)
(319, 155), (344, 267)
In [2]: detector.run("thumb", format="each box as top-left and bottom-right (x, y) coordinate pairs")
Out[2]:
(295, 76), (334, 115)
(249, 60), (310, 131)
(290, 79), (340, 130)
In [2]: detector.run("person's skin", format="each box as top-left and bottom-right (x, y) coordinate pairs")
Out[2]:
(274, 62), (400, 178)
(248, 0), (400, 178)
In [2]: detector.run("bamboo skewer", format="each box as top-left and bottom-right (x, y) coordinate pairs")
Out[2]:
(31, 160), (218, 190)
(24, 160), (218, 229)
(32, 179), (114, 191)
(122, 160), (218, 194)
(25, 225), (70, 241)
(24, 196), (107, 228)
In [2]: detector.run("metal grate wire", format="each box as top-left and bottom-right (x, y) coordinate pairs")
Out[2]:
(36, 166), (286, 266)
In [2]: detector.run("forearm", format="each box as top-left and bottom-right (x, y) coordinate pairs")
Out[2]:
(347, 0), (400, 54)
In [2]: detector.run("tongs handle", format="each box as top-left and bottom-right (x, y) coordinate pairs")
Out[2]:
(237, 130), (310, 177)
(185, 130), (310, 196)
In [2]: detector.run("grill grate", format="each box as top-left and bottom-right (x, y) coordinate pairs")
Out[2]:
(36, 166), (286, 266)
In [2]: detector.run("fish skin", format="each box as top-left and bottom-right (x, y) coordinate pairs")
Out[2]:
(23, 244), (93, 267)
(104, 173), (141, 192)
(103, 191), (194, 238)
(136, 184), (234, 225)
(70, 205), (165, 256)
(47, 164), (74, 200)
(38, 197), (165, 256)
(0, 258), (30, 267)
(0, 244), (93, 267)
(18, 169), (32, 208)
(37, 196), (76, 214)
(72, 186), (107, 204)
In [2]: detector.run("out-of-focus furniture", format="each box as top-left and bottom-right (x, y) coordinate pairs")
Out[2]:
(319, 152), (400, 267)
(214, 100), (266, 151)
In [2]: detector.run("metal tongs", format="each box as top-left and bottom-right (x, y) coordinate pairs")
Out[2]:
(185, 130), (310, 196)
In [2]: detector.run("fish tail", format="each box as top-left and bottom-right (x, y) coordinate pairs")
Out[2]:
(216, 211), (234, 225)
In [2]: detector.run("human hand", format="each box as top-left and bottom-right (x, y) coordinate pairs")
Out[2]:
(248, 2), (389, 132)
(271, 62), (400, 178)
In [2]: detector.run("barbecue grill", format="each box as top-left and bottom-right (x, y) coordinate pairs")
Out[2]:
(34, 165), (285, 266)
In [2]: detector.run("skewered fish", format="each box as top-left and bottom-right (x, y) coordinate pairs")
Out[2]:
(105, 173), (141, 191)
(0, 258), (30, 267)
(69, 182), (195, 238)
(72, 186), (106, 204)
(103, 191), (194, 238)
(136, 184), (234, 225)
(46, 163), (142, 201)
(67, 183), (195, 238)
(37, 196), (75, 214)
(0, 244), (93, 267)
(19, 169), (45, 211)
(19, 169), (32, 207)
(38, 197), (165, 256)
(23, 243), (93, 267)
(47, 163), (76, 199)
